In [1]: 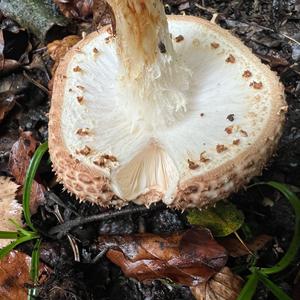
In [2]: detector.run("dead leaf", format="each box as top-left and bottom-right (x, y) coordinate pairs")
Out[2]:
(97, 228), (228, 286)
(190, 267), (243, 300)
(0, 176), (22, 248)
(219, 234), (272, 257)
(47, 35), (81, 75)
(54, 0), (93, 19)
(0, 250), (51, 300)
(0, 91), (16, 123)
(0, 58), (20, 76)
(8, 132), (45, 214)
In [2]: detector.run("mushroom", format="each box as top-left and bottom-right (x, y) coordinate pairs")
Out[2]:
(49, 0), (286, 208)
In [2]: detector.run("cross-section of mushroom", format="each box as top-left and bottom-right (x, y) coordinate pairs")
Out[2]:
(49, 0), (286, 208)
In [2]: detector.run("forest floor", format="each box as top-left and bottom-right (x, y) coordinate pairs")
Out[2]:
(0, 0), (300, 299)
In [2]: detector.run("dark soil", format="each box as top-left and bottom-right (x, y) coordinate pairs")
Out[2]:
(1, 1), (300, 299)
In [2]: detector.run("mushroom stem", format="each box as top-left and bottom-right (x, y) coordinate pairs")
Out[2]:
(107, 0), (191, 130)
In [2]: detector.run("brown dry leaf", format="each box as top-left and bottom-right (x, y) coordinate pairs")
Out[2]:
(0, 177), (22, 248)
(97, 228), (228, 286)
(0, 59), (21, 76)
(8, 132), (45, 214)
(0, 91), (16, 123)
(219, 234), (272, 257)
(47, 35), (81, 75)
(54, 0), (93, 19)
(0, 250), (51, 300)
(190, 267), (243, 300)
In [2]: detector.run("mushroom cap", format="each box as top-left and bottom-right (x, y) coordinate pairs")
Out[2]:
(49, 16), (286, 208)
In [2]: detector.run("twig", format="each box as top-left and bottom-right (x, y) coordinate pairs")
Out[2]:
(45, 191), (80, 217)
(49, 203), (164, 238)
(52, 205), (80, 262)
(23, 71), (50, 95)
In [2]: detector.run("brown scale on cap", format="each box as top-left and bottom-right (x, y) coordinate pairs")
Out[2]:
(188, 159), (200, 170)
(175, 35), (184, 43)
(243, 70), (252, 78)
(250, 81), (263, 89)
(216, 145), (228, 153)
(211, 42), (220, 49)
(226, 54), (235, 63)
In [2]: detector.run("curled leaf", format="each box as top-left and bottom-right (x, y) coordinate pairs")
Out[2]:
(96, 228), (228, 286)
(191, 267), (243, 300)
(8, 132), (45, 214)
(187, 202), (244, 237)
(0, 177), (22, 248)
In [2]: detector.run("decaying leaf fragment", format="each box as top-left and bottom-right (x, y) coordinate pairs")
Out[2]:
(96, 228), (228, 286)
(187, 202), (245, 237)
(0, 177), (22, 248)
(190, 267), (243, 300)
(0, 92), (16, 123)
(54, 0), (94, 19)
(0, 250), (51, 300)
(8, 132), (45, 214)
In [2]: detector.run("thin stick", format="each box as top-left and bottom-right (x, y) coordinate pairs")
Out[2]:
(23, 71), (50, 95)
(49, 203), (164, 238)
(234, 231), (255, 256)
(53, 205), (80, 262)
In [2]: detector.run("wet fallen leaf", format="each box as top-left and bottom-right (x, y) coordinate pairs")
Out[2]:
(47, 35), (81, 75)
(190, 267), (243, 300)
(0, 58), (21, 76)
(8, 132), (45, 214)
(96, 228), (228, 286)
(0, 91), (17, 123)
(54, 0), (93, 19)
(219, 234), (272, 257)
(0, 176), (22, 248)
(0, 250), (51, 300)
(187, 202), (245, 237)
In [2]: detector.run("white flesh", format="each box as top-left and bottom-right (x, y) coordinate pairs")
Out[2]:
(61, 19), (274, 204)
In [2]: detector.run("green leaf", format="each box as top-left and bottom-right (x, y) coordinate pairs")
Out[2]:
(23, 141), (48, 231)
(0, 234), (39, 260)
(256, 272), (292, 300)
(28, 239), (41, 300)
(187, 201), (244, 237)
(253, 182), (300, 275)
(0, 231), (19, 239)
(237, 270), (259, 300)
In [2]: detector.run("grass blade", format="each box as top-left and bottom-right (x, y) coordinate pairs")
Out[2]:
(254, 182), (300, 275)
(0, 231), (19, 239)
(28, 239), (41, 300)
(23, 141), (48, 231)
(256, 272), (292, 300)
(0, 234), (39, 260)
(237, 270), (259, 300)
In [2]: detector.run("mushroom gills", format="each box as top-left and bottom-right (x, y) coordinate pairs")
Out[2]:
(111, 142), (179, 203)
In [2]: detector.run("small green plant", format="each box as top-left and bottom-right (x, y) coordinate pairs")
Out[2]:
(0, 141), (48, 300)
(237, 181), (300, 300)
